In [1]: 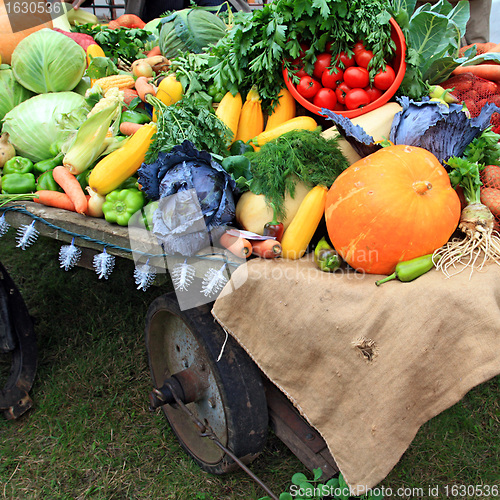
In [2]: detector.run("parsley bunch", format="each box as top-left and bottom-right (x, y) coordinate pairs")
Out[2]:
(207, 0), (394, 113)
(144, 97), (231, 163)
(72, 24), (153, 66)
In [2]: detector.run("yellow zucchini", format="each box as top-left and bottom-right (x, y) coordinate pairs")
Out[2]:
(281, 185), (328, 260)
(88, 123), (156, 196)
(264, 87), (296, 132)
(234, 86), (264, 144)
(251, 116), (318, 150)
(216, 91), (243, 143)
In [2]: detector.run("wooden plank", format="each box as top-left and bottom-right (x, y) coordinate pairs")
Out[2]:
(263, 378), (339, 477)
(0, 202), (242, 278)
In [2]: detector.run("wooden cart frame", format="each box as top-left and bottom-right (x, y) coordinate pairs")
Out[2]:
(0, 202), (339, 499)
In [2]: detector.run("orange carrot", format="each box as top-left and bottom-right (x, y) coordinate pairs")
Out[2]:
(135, 76), (156, 102)
(146, 45), (162, 57)
(251, 239), (282, 259)
(119, 121), (144, 136)
(452, 63), (500, 81)
(219, 232), (253, 258)
(34, 191), (77, 211)
(52, 166), (88, 214)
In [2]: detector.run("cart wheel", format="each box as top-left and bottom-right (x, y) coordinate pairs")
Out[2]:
(145, 292), (268, 474)
(0, 260), (37, 420)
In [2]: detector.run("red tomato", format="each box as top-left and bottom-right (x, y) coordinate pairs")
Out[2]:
(365, 86), (383, 102)
(321, 67), (344, 89)
(337, 51), (356, 68)
(345, 88), (370, 110)
(355, 48), (374, 68)
(353, 41), (365, 54)
(373, 64), (396, 90)
(335, 82), (351, 104)
(343, 66), (369, 89)
(333, 102), (345, 112)
(313, 87), (338, 110)
(290, 58), (308, 78)
(313, 53), (332, 80)
(296, 76), (321, 99)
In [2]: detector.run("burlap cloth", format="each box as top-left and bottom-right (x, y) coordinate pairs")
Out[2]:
(211, 256), (500, 492)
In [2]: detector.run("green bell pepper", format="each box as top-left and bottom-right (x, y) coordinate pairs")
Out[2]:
(2, 173), (36, 194)
(141, 200), (159, 231)
(229, 139), (254, 156)
(36, 170), (63, 192)
(33, 155), (63, 176)
(221, 155), (252, 190)
(102, 188), (146, 226)
(3, 156), (34, 175)
(120, 109), (151, 125)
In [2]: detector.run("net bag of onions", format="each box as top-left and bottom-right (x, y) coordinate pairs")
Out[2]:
(440, 72), (500, 132)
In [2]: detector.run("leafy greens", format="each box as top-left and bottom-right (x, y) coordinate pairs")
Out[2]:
(206, 0), (395, 112)
(388, 0), (470, 99)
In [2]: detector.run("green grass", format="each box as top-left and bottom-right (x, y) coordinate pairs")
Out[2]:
(0, 230), (499, 500)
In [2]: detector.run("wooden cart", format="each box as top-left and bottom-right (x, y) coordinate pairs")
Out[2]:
(0, 202), (339, 499)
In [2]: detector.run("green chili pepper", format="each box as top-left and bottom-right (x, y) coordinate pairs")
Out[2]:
(36, 170), (63, 192)
(314, 237), (341, 272)
(33, 155), (63, 176)
(1, 173), (36, 194)
(3, 156), (34, 175)
(120, 109), (151, 125)
(229, 140), (254, 156)
(102, 188), (146, 226)
(375, 254), (437, 286)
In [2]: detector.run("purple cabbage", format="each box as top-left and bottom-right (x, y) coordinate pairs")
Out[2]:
(138, 141), (237, 256)
(322, 98), (500, 166)
(389, 97), (500, 164)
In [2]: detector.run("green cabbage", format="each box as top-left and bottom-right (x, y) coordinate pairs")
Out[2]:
(0, 66), (34, 123)
(11, 29), (86, 94)
(2, 91), (87, 162)
(159, 8), (227, 59)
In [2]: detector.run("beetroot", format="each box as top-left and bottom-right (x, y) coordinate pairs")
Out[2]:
(52, 28), (96, 52)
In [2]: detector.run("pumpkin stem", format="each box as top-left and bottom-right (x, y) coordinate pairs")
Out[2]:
(413, 181), (432, 194)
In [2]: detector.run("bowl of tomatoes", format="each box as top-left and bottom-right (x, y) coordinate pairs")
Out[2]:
(282, 17), (406, 119)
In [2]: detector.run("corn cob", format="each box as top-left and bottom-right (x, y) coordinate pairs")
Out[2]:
(94, 75), (135, 94)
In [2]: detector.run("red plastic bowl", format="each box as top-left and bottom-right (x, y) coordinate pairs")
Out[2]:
(283, 17), (407, 119)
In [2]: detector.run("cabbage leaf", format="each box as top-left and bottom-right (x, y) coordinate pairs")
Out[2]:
(0, 65), (34, 123)
(11, 29), (86, 94)
(2, 91), (88, 162)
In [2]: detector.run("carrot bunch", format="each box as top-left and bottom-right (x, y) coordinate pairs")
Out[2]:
(219, 231), (282, 260)
(34, 166), (88, 215)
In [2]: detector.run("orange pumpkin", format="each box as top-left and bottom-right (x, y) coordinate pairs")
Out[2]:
(0, 0), (52, 65)
(324, 145), (461, 275)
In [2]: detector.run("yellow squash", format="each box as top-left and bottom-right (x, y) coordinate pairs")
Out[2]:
(264, 87), (296, 132)
(88, 123), (156, 196)
(251, 116), (318, 151)
(281, 185), (328, 260)
(234, 86), (264, 144)
(215, 91), (243, 143)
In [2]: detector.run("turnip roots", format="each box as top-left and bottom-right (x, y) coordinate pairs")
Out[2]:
(433, 202), (500, 278)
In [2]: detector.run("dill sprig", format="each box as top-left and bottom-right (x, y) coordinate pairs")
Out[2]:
(247, 129), (349, 220)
